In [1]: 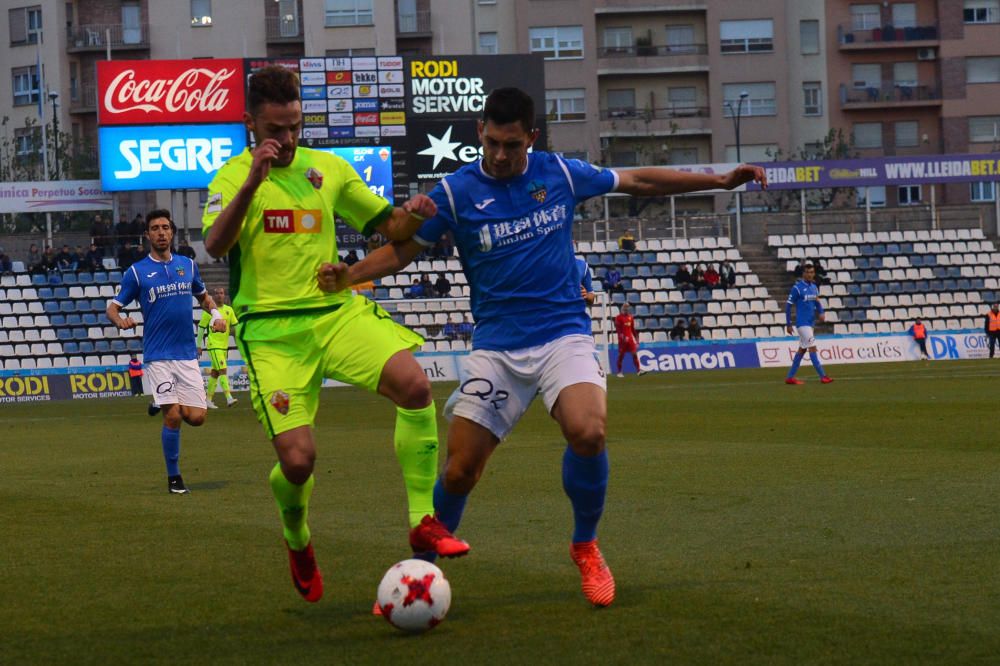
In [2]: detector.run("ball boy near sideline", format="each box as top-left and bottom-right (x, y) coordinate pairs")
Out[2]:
(202, 65), (466, 604)
(319, 87), (768, 607)
(106, 209), (226, 494)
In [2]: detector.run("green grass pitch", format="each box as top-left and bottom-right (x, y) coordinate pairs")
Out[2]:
(2, 360), (999, 664)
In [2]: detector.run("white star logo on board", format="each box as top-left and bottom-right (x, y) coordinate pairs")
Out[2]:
(418, 126), (462, 169)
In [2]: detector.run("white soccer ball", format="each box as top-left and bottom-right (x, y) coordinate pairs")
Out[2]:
(376, 559), (451, 633)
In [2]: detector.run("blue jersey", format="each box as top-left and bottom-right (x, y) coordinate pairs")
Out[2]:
(576, 257), (593, 293)
(113, 254), (205, 362)
(415, 152), (618, 351)
(785, 279), (824, 327)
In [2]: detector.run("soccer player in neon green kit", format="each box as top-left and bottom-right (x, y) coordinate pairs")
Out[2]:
(202, 65), (467, 604)
(197, 286), (239, 408)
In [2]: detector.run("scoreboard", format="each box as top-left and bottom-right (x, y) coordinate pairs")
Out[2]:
(319, 146), (394, 204)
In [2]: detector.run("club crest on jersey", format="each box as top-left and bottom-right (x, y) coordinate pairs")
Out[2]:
(305, 167), (323, 189)
(527, 180), (547, 203)
(175, 267), (185, 277)
(270, 390), (290, 415)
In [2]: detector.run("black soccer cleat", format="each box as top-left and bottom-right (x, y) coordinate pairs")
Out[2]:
(168, 475), (189, 494)
(148, 401), (161, 417)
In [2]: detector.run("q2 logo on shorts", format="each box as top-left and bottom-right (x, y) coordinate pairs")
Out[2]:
(459, 378), (509, 410)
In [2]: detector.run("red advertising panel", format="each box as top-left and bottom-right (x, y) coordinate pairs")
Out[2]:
(97, 59), (245, 125)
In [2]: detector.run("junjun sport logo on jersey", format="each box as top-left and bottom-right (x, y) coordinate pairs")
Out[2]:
(527, 180), (547, 203)
(305, 167), (323, 189)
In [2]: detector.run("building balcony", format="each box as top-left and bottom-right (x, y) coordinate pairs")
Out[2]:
(266, 15), (303, 43)
(594, 0), (707, 15)
(66, 23), (149, 52)
(397, 10), (431, 37)
(597, 44), (709, 75)
(837, 22), (939, 49)
(68, 82), (96, 114)
(599, 106), (711, 137)
(839, 82), (942, 110)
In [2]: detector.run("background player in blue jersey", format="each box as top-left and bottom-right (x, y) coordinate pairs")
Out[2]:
(318, 87), (766, 607)
(106, 210), (225, 494)
(784, 263), (833, 385)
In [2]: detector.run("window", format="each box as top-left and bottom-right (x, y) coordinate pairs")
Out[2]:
(478, 32), (497, 55)
(965, 0), (1000, 23)
(325, 47), (375, 56)
(559, 151), (588, 162)
(800, 20), (819, 55)
(857, 186), (886, 208)
(606, 89), (636, 117)
(602, 27), (632, 53)
(325, 0), (373, 27)
(893, 62), (917, 87)
(971, 182), (996, 201)
(891, 3), (917, 28)
(668, 86), (698, 114)
(11, 65), (39, 106)
(967, 57), (1000, 83)
(14, 127), (36, 157)
(478, 0), (497, 4)
(852, 122), (883, 149)
(668, 148), (699, 165)
(530, 26), (583, 59)
(852, 63), (882, 89)
(9, 6), (42, 45)
(546, 88), (585, 121)
(803, 82), (822, 116)
(969, 116), (1000, 142)
(724, 144), (778, 162)
(609, 150), (638, 167)
(850, 4), (881, 31)
(895, 121), (919, 147)
(190, 0), (211, 26)
(665, 24), (695, 52)
(898, 185), (921, 205)
(720, 19), (773, 53)
(722, 82), (776, 117)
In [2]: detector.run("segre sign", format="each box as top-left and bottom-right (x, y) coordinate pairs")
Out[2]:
(99, 124), (247, 191)
(97, 59), (245, 125)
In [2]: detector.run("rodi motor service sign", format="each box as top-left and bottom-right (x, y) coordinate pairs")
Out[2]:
(97, 59), (245, 125)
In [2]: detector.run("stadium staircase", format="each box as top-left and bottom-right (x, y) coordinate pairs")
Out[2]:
(739, 244), (834, 335)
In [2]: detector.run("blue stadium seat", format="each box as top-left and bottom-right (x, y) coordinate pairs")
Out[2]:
(82, 313), (98, 326)
(910, 255), (923, 266)
(865, 270), (879, 282)
(947, 267), (962, 278)
(856, 257), (870, 269)
(847, 284), (862, 295)
(853, 311), (867, 321)
(844, 297), (857, 308)
(861, 283), (875, 294)
(599, 254), (613, 266)
(651, 264), (667, 277)
(50, 314), (66, 327)
(859, 245), (873, 256)
(32, 274), (47, 286)
(78, 272), (93, 284)
(873, 244), (886, 255)
(91, 299), (105, 312)
(642, 252), (656, 264)
(972, 278), (985, 289)
(38, 287), (53, 299)
(626, 292), (640, 304)
(635, 304), (649, 317)
(698, 288), (712, 300)
(888, 282), (903, 293)
(664, 304), (679, 315)
(876, 283), (890, 294)
(54, 286), (69, 299)
(93, 271), (108, 283)
(79, 341), (94, 353)
(109, 271), (122, 282)
(126, 339), (142, 352)
(693, 302), (708, 314)
(59, 301), (75, 313)
(914, 280), (929, 292)
(72, 328), (87, 340)
(840, 310), (853, 322)
(614, 253), (628, 265)
(869, 257), (883, 268)
(62, 273), (78, 285)
(857, 296), (871, 307)
(957, 278), (972, 290)
(901, 243), (914, 254)
(611, 293), (625, 305)
(66, 313), (82, 326)
(887, 244), (900, 254)
(651, 304), (665, 316)
(622, 266), (637, 278)
(922, 255), (936, 266)
(943, 279), (958, 291)
(683, 289), (698, 301)
(637, 266), (652, 278)
(63, 341), (79, 354)
(929, 279), (944, 291)
(678, 303), (693, 315)
(57, 329), (72, 341)
(43, 301), (59, 314)
(95, 341), (111, 353)
(111, 340), (127, 353)
(374, 288), (389, 299)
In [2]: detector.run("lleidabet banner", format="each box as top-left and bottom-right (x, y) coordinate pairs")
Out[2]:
(0, 180), (112, 213)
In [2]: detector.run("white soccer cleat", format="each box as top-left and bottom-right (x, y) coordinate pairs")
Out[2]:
(226, 397), (238, 407)
(206, 401), (219, 409)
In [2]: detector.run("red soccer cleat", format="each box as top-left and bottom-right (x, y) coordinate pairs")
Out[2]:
(785, 377), (805, 385)
(570, 540), (616, 607)
(820, 376), (834, 384)
(286, 541), (323, 603)
(409, 515), (470, 558)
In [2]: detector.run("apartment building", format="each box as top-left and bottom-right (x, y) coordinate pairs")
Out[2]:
(1, 0), (997, 223)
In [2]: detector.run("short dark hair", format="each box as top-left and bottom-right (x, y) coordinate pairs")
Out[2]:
(482, 87), (535, 133)
(146, 209), (176, 232)
(247, 65), (300, 115)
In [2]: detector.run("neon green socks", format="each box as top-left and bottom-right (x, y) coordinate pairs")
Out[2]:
(394, 402), (439, 528)
(269, 462), (314, 551)
(206, 375), (218, 398)
(217, 374), (232, 399)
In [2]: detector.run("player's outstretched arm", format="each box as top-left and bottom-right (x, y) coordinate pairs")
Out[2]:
(106, 301), (136, 331)
(204, 140), (281, 257)
(616, 164), (767, 197)
(317, 239), (424, 293)
(375, 194), (438, 242)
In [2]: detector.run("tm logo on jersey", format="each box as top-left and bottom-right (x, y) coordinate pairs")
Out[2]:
(477, 204), (569, 252)
(263, 209), (322, 234)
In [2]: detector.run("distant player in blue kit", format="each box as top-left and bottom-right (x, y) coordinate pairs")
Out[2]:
(784, 263), (833, 385)
(106, 209), (226, 494)
(318, 87), (767, 606)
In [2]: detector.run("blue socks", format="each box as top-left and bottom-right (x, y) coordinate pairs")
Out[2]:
(161, 425), (181, 477)
(788, 351), (805, 378)
(562, 447), (609, 544)
(809, 351), (826, 378)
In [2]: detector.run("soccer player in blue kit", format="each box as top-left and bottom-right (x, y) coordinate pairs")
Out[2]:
(784, 263), (833, 385)
(106, 209), (226, 494)
(319, 87), (767, 606)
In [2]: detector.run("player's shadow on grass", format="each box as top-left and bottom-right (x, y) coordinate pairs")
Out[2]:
(185, 480), (228, 491)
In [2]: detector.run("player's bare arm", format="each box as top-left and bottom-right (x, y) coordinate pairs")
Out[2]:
(317, 239), (424, 293)
(204, 139), (283, 258)
(375, 194), (438, 242)
(616, 164), (767, 197)
(105, 301), (136, 331)
(581, 286), (596, 306)
(195, 292), (227, 332)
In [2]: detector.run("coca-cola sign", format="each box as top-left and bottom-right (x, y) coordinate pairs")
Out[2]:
(97, 59), (245, 125)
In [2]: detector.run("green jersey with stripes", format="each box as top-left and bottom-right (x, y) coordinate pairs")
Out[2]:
(202, 146), (392, 316)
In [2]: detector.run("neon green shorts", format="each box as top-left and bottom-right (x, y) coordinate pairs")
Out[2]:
(235, 296), (424, 439)
(207, 348), (228, 372)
